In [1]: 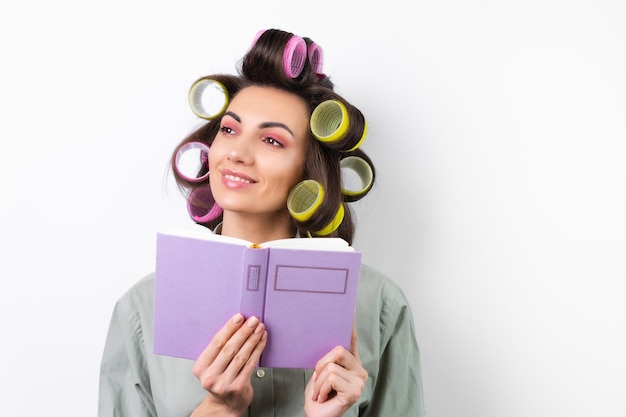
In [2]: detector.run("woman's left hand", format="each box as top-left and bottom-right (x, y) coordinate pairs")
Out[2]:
(304, 325), (368, 417)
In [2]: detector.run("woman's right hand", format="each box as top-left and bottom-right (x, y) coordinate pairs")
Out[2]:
(190, 313), (267, 417)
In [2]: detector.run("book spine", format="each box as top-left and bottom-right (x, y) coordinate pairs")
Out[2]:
(239, 247), (270, 322)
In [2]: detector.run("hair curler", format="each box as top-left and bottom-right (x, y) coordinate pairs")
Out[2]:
(287, 179), (344, 235)
(187, 185), (223, 223)
(251, 29), (266, 48)
(188, 78), (229, 120)
(250, 29), (309, 79)
(314, 203), (345, 236)
(340, 156), (374, 197)
(346, 120), (368, 152)
(310, 100), (350, 143)
(287, 179), (324, 222)
(283, 35), (307, 78)
(174, 142), (210, 182)
(307, 42), (324, 75)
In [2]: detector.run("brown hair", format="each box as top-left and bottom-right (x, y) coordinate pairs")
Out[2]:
(170, 29), (375, 244)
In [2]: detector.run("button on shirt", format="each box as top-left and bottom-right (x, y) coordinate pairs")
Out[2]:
(98, 264), (426, 416)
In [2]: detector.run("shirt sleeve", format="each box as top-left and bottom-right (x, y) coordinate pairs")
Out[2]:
(98, 296), (157, 417)
(362, 280), (427, 417)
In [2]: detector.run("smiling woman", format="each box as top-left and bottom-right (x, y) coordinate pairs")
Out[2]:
(98, 28), (426, 417)
(209, 86), (309, 241)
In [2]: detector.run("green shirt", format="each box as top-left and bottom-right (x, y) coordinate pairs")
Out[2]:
(98, 264), (426, 416)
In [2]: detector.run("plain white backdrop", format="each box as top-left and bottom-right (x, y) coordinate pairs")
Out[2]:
(1, 1), (625, 416)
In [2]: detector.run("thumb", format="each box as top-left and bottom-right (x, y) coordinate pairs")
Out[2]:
(350, 322), (360, 362)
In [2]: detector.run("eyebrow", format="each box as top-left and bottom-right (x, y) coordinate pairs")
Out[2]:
(223, 111), (295, 137)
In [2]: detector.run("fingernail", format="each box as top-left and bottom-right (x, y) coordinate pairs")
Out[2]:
(247, 316), (259, 328)
(233, 313), (244, 324)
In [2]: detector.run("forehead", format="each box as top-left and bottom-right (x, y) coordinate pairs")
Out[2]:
(228, 85), (309, 122)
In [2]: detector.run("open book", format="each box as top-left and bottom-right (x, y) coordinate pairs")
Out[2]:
(153, 226), (362, 368)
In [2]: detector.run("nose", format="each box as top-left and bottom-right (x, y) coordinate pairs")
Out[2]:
(227, 137), (253, 164)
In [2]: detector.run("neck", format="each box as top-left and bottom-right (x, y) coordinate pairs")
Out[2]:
(220, 211), (296, 243)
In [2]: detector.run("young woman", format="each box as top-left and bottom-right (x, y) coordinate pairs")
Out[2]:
(99, 28), (426, 417)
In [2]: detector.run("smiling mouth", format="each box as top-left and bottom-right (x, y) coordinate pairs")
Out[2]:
(224, 174), (255, 184)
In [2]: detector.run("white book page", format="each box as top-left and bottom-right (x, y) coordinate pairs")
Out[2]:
(160, 225), (353, 251)
(261, 237), (353, 251)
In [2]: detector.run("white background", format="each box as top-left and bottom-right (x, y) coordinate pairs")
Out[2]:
(1, 1), (625, 416)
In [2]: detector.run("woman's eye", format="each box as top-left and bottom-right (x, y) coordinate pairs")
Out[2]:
(219, 126), (235, 135)
(264, 136), (284, 147)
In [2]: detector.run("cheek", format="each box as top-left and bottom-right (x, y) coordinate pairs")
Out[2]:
(207, 141), (226, 170)
(207, 148), (225, 189)
(275, 157), (306, 187)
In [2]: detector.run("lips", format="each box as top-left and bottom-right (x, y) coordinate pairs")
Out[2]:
(224, 173), (253, 184)
(220, 168), (256, 185)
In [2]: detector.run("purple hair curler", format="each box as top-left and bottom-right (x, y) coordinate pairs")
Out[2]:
(187, 185), (223, 223)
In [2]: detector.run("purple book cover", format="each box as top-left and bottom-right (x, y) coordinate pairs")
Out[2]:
(153, 229), (361, 368)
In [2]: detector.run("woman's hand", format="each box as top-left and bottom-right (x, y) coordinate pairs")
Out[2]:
(304, 325), (368, 417)
(190, 313), (267, 417)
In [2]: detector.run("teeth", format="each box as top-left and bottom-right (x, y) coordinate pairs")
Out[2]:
(224, 174), (252, 184)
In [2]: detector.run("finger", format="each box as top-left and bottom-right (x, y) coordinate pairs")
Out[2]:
(236, 329), (267, 375)
(314, 346), (356, 376)
(311, 352), (349, 401)
(312, 346), (367, 401)
(194, 314), (260, 376)
(194, 313), (244, 373)
(350, 322), (360, 362)
(210, 316), (263, 373)
(314, 363), (349, 402)
(314, 362), (366, 404)
(221, 321), (267, 378)
(194, 317), (266, 391)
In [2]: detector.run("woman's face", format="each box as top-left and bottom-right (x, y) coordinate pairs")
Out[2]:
(208, 85), (309, 218)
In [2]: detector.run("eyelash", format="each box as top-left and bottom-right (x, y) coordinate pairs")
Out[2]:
(218, 126), (284, 148)
(264, 136), (284, 148)
(219, 126), (235, 135)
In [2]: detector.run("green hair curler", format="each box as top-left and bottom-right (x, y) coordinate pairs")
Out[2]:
(340, 156), (374, 197)
(188, 78), (229, 120)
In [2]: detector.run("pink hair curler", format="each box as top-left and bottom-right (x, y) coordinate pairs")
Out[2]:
(283, 35), (307, 78)
(250, 29), (307, 79)
(187, 185), (223, 223)
(174, 142), (210, 182)
(250, 29), (266, 48)
(307, 42), (324, 75)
